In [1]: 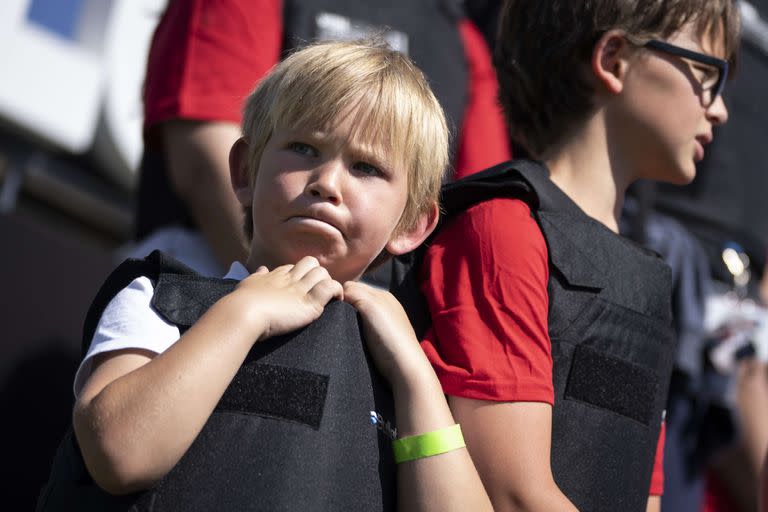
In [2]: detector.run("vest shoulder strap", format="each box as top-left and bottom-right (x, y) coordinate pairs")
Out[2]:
(440, 159), (540, 216)
(80, 250), (198, 357)
(392, 159), (544, 337)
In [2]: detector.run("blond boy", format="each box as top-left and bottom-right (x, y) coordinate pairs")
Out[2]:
(39, 41), (491, 512)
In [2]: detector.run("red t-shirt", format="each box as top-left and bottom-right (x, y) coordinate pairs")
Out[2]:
(421, 198), (553, 402)
(454, 20), (511, 177)
(142, 0), (283, 136)
(141, 0), (510, 176)
(420, 197), (665, 495)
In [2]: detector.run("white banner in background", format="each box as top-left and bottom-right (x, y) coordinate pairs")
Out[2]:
(0, 0), (167, 190)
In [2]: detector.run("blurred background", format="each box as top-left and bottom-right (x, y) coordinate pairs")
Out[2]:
(0, 0), (166, 504)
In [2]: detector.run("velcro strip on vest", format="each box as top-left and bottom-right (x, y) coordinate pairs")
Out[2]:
(151, 273), (238, 327)
(216, 363), (329, 430)
(564, 345), (657, 425)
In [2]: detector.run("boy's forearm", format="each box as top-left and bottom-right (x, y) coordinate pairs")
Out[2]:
(501, 487), (579, 512)
(448, 396), (579, 512)
(342, 283), (492, 510)
(391, 364), (455, 438)
(392, 369), (494, 512)
(74, 292), (264, 494)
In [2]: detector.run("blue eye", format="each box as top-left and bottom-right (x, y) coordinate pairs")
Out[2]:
(353, 161), (384, 177)
(288, 142), (318, 157)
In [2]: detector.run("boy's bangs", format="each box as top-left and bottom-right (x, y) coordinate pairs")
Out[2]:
(346, 87), (414, 171)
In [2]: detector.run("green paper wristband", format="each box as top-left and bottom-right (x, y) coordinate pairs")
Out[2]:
(392, 424), (466, 464)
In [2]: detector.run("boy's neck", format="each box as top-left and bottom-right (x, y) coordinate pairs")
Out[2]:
(543, 112), (632, 234)
(244, 246), (274, 275)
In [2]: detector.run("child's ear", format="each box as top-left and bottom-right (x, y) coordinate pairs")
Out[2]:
(229, 137), (252, 206)
(592, 30), (632, 95)
(385, 202), (440, 255)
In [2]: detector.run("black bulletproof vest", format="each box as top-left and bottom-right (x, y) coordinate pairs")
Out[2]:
(135, 0), (467, 240)
(393, 160), (676, 512)
(37, 251), (396, 512)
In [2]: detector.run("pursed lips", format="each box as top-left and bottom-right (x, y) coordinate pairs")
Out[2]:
(695, 132), (713, 147)
(694, 133), (712, 161)
(287, 212), (346, 238)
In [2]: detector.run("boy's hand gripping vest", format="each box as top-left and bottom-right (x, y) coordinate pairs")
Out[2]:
(37, 251), (397, 511)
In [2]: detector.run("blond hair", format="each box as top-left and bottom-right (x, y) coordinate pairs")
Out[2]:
(241, 39), (449, 234)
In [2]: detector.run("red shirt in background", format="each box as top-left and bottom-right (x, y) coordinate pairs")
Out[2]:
(143, 0), (283, 136)
(141, 0), (510, 176)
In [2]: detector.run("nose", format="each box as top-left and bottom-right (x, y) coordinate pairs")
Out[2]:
(305, 159), (343, 204)
(706, 94), (728, 126)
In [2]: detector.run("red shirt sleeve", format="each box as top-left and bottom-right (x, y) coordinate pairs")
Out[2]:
(143, 0), (283, 132)
(649, 422), (666, 496)
(453, 20), (511, 179)
(419, 198), (553, 403)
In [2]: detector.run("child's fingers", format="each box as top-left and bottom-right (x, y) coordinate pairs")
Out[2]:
(343, 281), (382, 314)
(270, 263), (296, 275)
(298, 265), (335, 292)
(307, 278), (344, 304)
(289, 256), (320, 279)
(255, 265), (269, 274)
(342, 281), (369, 306)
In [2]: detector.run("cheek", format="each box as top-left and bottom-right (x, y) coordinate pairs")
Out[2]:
(627, 83), (697, 145)
(253, 172), (299, 208)
(378, 193), (409, 242)
(250, 178), (295, 242)
(345, 185), (405, 245)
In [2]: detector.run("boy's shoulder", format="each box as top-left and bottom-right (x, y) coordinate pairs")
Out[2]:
(81, 251), (226, 357)
(439, 158), (599, 223)
(439, 159), (541, 218)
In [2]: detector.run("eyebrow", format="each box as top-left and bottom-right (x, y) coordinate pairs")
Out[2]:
(348, 145), (397, 176)
(302, 128), (395, 170)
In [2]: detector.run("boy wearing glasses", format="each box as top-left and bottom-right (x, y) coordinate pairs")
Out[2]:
(416, 1), (740, 510)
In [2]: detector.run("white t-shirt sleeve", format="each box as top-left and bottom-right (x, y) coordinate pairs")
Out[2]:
(73, 276), (181, 398)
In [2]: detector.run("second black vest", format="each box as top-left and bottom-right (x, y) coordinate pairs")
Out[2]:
(394, 160), (676, 512)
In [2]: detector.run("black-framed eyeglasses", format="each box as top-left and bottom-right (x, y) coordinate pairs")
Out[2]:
(643, 39), (728, 107)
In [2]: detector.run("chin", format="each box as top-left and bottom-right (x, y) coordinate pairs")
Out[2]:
(651, 159), (697, 186)
(666, 171), (696, 185)
(676, 162), (698, 185)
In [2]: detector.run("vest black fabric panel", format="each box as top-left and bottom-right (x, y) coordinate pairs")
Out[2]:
(393, 160), (676, 512)
(38, 252), (396, 511)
